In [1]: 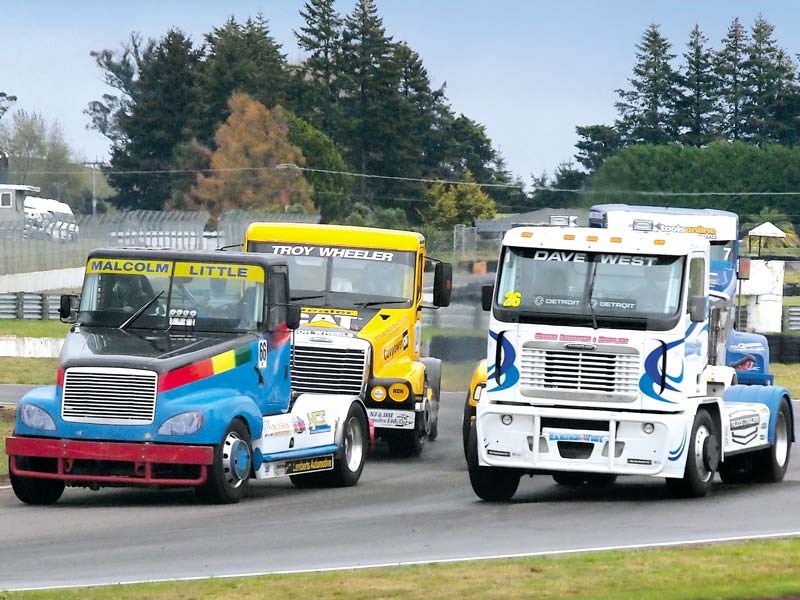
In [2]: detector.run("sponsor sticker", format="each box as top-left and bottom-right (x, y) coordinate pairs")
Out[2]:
(383, 332), (408, 361)
(547, 432), (607, 443)
(284, 455), (334, 475)
(169, 308), (197, 327)
(367, 408), (416, 429)
(174, 262), (263, 281)
(264, 415), (294, 437)
(307, 410), (331, 434)
(301, 309), (361, 329)
(268, 244), (396, 263)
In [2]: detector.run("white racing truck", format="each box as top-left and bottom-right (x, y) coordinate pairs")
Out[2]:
(468, 224), (794, 500)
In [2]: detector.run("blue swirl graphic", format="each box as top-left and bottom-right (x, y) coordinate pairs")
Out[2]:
(487, 330), (520, 392)
(639, 327), (692, 404)
(668, 426), (688, 461)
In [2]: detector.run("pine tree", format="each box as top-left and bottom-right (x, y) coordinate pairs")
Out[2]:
(574, 124), (623, 173)
(715, 18), (748, 141)
(676, 25), (719, 146)
(196, 15), (289, 145)
(293, 0), (344, 139)
(615, 24), (680, 144)
(338, 0), (399, 200)
(741, 15), (796, 144)
(107, 30), (202, 210)
(0, 91), (17, 122)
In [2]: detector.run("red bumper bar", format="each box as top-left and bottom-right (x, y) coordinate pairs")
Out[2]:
(6, 436), (214, 486)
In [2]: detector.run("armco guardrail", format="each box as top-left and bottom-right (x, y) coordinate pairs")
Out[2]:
(0, 293), (61, 319)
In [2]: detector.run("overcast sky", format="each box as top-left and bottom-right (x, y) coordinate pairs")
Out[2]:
(3, 1), (799, 184)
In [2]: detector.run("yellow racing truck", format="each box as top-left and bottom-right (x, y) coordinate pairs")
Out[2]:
(244, 223), (452, 456)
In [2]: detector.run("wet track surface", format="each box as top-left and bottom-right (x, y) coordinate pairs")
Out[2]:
(2, 391), (800, 590)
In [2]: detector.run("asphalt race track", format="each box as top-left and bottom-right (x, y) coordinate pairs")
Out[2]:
(3, 391), (800, 591)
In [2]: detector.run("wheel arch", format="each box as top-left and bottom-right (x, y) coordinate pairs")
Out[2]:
(724, 384), (795, 444)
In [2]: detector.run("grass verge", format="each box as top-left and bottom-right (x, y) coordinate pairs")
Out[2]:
(0, 319), (69, 338)
(4, 538), (800, 598)
(0, 357), (58, 385)
(442, 360), (475, 393)
(771, 363), (800, 398)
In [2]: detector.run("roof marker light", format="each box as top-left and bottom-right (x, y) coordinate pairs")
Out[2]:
(587, 235), (598, 242)
(611, 237), (622, 243)
(654, 239), (666, 246)
(521, 232), (533, 238)
(564, 234), (575, 240)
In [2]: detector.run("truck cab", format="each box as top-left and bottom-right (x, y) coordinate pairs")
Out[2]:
(6, 248), (368, 505)
(244, 223), (451, 457)
(467, 226), (793, 500)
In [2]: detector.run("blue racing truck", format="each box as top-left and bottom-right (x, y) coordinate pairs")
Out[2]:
(6, 248), (369, 504)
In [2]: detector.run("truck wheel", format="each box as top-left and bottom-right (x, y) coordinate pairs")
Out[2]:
(427, 367), (442, 441)
(467, 423), (520, 501)
(10, 468), (65, 505)
(462, 392), (474, 462)
(753, 398), (792, 483)
(328, 403), (368, 486)
(387, 413), (426, 458)
(666, 409), (718, 498)
(718, 454), (754, 484)
(196, 420), (251, 504)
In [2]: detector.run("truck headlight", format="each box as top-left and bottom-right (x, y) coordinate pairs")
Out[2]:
(20, 403), (56, 431)
(157, 411), (203, 436)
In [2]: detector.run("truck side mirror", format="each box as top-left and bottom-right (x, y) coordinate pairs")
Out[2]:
(481, 284), (494, 311)
(433, 262), (452, 307)
(688, 296), (707, 323)
(59, 294), (79, 323)
(738, 257), (751, 280)
(286, 304), (301, 330)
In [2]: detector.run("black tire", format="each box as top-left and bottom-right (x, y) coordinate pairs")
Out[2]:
(328, 403), (368, 487)
(196, 420), (251, 504)
(552, 472), (617, 486)
(387, 412), (426, 457)
(718, 454), (754, 484)
(10, 467), (65, 505)
(666, 409), (718, 498)
(753, 397), (792, 483)
(467, 423), (520, 501)
(462, 392), (474, 462)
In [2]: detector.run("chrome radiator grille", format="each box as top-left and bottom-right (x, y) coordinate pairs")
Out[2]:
(291, 345), (367, 396)
(520, 348), (639, 395)
(62, 367), (157, 424)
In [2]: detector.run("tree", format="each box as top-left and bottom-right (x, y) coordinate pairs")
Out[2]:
(529, 161), (586, 209)
(675, 25), (719, 146)
(426, 171), (495, 228)
(0, 110), (85, 206)
(293, 0), (345, 139)
(741, 16), (796, 144)
(286, 112), (353, 222)
(574, 124), (623, 173)
(715, 18), (749, 141)
(196, 15), (289, 145)
(0, 91), (17, 122)
(89, 30), (202, 210)
(188, 93), (313, 218)
(338, 0), (399, 200)
(615, 24), (680, 144)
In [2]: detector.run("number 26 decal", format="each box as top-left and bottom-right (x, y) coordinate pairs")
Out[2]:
(503, 291), (522, 307)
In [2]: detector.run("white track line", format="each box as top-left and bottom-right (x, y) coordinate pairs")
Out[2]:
(5, 530), (800, 592)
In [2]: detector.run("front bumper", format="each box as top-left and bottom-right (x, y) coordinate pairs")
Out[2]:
(476, 403), (693, 477)
(6, 436), (214, 486)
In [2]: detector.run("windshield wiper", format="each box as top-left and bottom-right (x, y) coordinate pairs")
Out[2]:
(352, 300), (409, 308)
(586, 260), (599, 330)
(291, 293), (326, 301)
(119, 291), (164, 331)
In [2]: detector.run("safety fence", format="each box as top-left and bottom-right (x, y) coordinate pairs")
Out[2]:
(0, 293), (61, 319)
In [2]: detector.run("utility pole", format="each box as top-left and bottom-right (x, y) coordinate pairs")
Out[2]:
(82, 160), (104, 217)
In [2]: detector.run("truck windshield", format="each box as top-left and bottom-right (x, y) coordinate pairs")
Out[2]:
(78, 258), (265, 332)
(495, 247), (685, 330)
(249, 242), (415, 308)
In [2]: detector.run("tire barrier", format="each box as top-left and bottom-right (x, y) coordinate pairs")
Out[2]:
(764, 333), (800, 363)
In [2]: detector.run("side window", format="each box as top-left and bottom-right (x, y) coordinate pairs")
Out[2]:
(0, 192), (11, 208)
(688, 257), (705, 308)
(416, 253), (424, 303)
(267, 266), (289, 330)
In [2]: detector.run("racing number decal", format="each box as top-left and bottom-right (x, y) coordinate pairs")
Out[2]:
(503, 291), (522, 307)
(258, 339), (268, 369)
